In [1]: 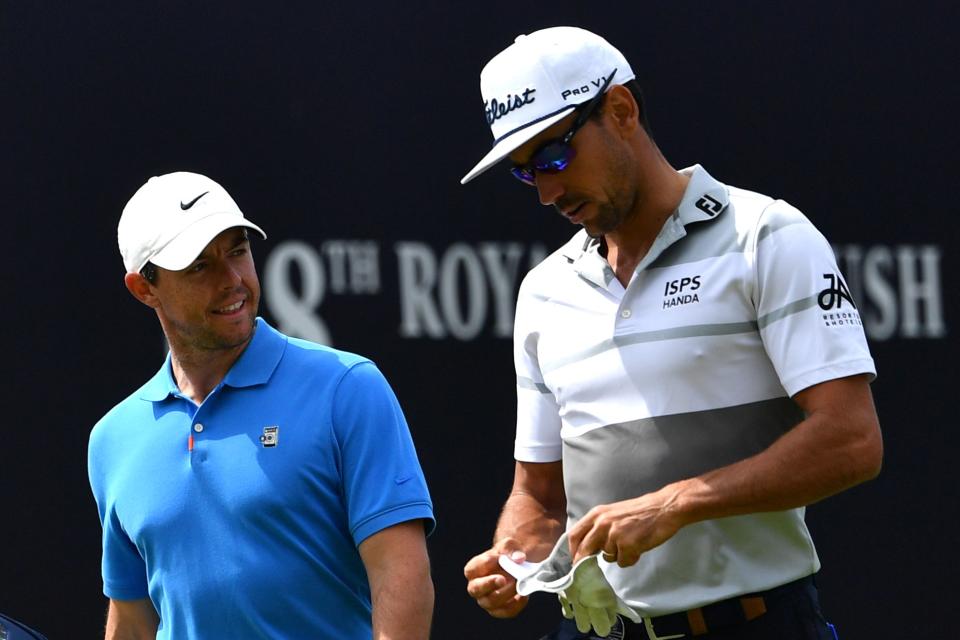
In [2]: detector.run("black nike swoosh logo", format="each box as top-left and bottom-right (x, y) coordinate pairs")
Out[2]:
(180, 191), (210, 210)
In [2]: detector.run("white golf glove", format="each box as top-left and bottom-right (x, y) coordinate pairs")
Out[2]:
(499, 533), (640, 638)
(558, 556), (619, 636)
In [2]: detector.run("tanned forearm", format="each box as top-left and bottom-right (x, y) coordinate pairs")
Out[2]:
(361, 521), (434, 640)
(370, 563), (434, 640)
(567, 375), (883, 564)
(665, 376), (883, 528)
(104, 599), (159, 640)
(493, 462), (567, 561)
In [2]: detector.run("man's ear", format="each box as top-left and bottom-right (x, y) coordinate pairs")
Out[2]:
(124, 272), (161, 309)
(605, 84), (640, 137)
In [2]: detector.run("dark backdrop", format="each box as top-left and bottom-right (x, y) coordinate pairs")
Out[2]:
(2, 2), (957, 638)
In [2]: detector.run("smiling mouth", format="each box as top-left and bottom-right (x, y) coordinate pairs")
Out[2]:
(214, 300), (244, 314)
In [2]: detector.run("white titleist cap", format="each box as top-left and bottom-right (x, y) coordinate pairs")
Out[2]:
(117, 171), (267, 274)
(461, 26), (635, 184)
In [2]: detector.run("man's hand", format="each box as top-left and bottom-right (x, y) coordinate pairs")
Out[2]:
(466, 460), (567, 619)
(567, 488), (684, 567)
(464, 538), (530, 618)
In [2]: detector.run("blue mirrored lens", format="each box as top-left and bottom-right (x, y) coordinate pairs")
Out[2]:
(510, 166), (537, 185)
(509, 140), (576, 185)
(539, 157), (570, 172)
(532, 142), (574, 172)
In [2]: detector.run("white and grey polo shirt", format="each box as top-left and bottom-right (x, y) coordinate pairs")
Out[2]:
(513, 164), (875, 616)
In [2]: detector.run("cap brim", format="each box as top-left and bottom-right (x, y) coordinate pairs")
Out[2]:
(149, 213), (267, 272)
(460, 107), (575, 185)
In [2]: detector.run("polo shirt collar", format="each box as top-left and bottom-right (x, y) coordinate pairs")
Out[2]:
(561, 232), (614, 289)
(674, 164), (730, 226)
(565, 164), (729, 287)
(138, 317), (286, 402)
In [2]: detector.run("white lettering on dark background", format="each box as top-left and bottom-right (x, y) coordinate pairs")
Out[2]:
(264, 240), (547, 345)
(834, 244), (946, 340)
(263, 241), (945, 346)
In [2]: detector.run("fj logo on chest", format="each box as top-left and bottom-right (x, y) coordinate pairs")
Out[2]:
(260, 426), (279, 447)
(662, 275), (701, 309)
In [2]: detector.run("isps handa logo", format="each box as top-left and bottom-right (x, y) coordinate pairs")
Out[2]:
(662, 275), (701, 309)
(818, 273), (863, 328)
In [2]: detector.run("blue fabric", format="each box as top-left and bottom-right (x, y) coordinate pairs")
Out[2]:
(88, 319), (434, 639)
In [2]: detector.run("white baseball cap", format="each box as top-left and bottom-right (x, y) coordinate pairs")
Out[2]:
(460, 27), (635, 184)
(117, 171), (267, 274)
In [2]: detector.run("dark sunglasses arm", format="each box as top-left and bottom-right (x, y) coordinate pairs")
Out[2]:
(563, 67), (618, 143)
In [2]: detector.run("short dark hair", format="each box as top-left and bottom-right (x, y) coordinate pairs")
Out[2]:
(140, 262), (158, 284)
(591, 80), (652, 136)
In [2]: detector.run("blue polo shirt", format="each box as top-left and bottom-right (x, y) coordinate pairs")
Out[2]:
(88, 319), (435, 639)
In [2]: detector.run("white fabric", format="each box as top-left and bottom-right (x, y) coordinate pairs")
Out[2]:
(500, 533), (640, 636)
(512, 165), (876, 616)
(117, 171), (266, 273)
(461, 27), (636, 184)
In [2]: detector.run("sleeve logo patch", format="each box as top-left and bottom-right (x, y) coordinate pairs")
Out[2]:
(819, 273), (863, 328)
(818, 273), (856, 310)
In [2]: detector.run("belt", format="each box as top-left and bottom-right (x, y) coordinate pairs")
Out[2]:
(624, 575), (814, 639)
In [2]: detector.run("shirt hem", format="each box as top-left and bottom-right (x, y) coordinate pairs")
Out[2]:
(352, 502), (435, 545)
(514, 445), (562, 462)
(104, 582), (150, 601)
(783, 359), (876, 397)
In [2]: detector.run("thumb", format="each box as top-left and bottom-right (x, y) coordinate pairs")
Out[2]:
(495, 537), (527, 563)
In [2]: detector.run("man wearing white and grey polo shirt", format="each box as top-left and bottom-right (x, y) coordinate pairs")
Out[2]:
(462, 27), (882, 640)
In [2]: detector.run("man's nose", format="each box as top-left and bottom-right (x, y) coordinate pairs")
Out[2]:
(535, 171), (565, 206)
(217, 261), (243, 288)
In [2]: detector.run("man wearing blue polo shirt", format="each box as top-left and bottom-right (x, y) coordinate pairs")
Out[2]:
(88, 171), (435, 639)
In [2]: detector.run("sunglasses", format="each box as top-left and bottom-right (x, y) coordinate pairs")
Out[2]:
(509, 68), (617, 186)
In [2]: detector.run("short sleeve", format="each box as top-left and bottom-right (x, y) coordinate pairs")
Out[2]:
(331, 362), (435, 546)
(100, 508), (150, 600)
(753, 201), (876, 396)
(513, 275), (563, 462)
(88, 429), (150, 600)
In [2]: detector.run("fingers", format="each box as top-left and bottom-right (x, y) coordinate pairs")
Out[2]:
(572, 599), (591, 633)
(463, 549), (501, 580)
(589, 605), (616, 637)
(466, 573), (528, 617)
(616, 547), (641, 568)
(571, 518), (609, 563)
(566, 516), (590, 562)
(464, 546), (529, 618)
(463, 545), (529, 582)
(601, 541), (618, 564)
(569, 499), (669, 565)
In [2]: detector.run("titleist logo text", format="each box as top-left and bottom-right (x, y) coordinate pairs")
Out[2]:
(485, 88), (536, 124)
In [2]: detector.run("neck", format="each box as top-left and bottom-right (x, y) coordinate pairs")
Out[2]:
(604, 151), (689, 284)
(167, 336), (251, 405)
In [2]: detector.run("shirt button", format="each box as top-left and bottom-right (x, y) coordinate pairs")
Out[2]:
(620, 309), (632, 318)
(194, 423), (204, 433)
